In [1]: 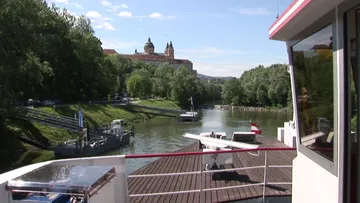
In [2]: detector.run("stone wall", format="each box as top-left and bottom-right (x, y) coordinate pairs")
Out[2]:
(214, 105), (289, 112)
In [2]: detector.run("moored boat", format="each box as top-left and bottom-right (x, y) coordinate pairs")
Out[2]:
(53, 119), (134, 158)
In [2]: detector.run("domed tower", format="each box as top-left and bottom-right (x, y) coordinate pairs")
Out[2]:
(144, 37), (155, 54)
(165, 41), (174, 58)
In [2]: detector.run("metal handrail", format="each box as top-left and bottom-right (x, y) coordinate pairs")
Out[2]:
(125, 147), (297, 158)
(125, 147), (298, 201)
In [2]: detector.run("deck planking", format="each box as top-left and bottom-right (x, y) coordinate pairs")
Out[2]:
(127, 137), (296, 203)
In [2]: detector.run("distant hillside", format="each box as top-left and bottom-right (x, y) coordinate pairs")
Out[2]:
(197, 73), (235, 81)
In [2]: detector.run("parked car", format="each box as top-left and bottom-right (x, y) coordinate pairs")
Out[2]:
(53, 99), (63, 105)
(27, 99), (43, 108)
(42, 100), (55, 106)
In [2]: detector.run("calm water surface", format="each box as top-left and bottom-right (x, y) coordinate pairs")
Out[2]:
(106, 109), (291, 174)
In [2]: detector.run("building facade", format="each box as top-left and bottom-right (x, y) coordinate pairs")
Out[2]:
(103, 38), (196, 75)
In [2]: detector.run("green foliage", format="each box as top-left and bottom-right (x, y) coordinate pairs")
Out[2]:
(221, 78), (243, 105)
(127, 74), (151, 98)
(117, 62), (220, 108)
(351, 116), (357, 131)
(152, 63), (174, 98)
(0, 0), (118, 106)
(138, 99), (180, 109)
(222, 64), (291, 108)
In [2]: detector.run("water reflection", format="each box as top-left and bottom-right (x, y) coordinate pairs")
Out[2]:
(105, 109), (291, 174)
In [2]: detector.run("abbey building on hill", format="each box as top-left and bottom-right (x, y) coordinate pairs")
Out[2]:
(103, 38), (196, 75)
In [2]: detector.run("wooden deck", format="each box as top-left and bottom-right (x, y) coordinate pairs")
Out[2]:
(127, 137), (296, 203)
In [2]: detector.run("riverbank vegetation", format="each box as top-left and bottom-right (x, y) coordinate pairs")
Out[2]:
(1, 100), (179, 173)
(221, 64), (292, 110)
(35, 100), (178, 144)
(138, 100), (181, 109)
(108, 54), (222, 108)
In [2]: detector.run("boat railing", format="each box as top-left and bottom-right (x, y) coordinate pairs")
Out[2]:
(125, 147), (297, 201)
(1, 147), (335, 203)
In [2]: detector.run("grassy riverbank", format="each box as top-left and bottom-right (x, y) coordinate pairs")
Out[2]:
(1, 99), (180, 173)
(138, 99), (181, 109)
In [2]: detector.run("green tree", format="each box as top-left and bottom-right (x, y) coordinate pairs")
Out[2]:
(153, 63), (174, 98)
(221, 78), (243, 105)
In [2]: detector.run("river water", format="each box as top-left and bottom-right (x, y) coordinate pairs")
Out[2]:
(106, 109), (291, 174)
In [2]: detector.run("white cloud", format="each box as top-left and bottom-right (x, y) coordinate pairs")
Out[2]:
(107, 5), (121, 12)
(177, 46), (246, 58)
(101, 39), (139, 49)
(231, 7), (272, 15)
(118, 11), (132, 18)
(71, 2), (83, 9)
(139, 28), (143, 31)
(120, 4), (129, 9)
(101, 0), (111, 6)
(51, 0), (83, 9)
(149, 12), (175, 20)
(117, 12), (175, 20)
(105, 4), (128, 13)
(149, 12), (163, 19)
(95, 22), (115, 30)
(55, 0), (68, 3)
(85, 11), (114, 30)
(66, 10), (77, 16)
(193, 62), (255, 77)
(86, 11), (102, 18)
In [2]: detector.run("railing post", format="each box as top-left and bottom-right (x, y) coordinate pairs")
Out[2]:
(199, 154), (204, 203)
(262, 150), (268, 202)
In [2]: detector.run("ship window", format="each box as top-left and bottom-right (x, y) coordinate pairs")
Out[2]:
(291, 24), (335, 163)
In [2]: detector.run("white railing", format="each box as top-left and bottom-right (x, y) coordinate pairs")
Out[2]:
(125, 147), (296, 202)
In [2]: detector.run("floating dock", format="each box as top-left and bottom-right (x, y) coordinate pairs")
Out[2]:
(127, 137), (296, 203)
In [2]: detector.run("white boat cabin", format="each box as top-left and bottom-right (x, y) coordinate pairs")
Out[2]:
(270, 0), (360, 202)
(104, 119), (125, 135)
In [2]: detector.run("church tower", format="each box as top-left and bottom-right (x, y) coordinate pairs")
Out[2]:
(165, 41), (174, 59)
(144, 37), (155, 54)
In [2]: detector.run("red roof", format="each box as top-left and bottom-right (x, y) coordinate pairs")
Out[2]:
(103, 49), (118, 54)
(120, 54), (192, 64)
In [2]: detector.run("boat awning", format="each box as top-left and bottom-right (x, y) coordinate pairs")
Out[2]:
(269, 0), (343, 41)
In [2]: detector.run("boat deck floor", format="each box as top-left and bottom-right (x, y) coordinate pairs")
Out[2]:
(127, 137), (296, 203)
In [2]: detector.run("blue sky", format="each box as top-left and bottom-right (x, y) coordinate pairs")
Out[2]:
(46, 0), (293, 77)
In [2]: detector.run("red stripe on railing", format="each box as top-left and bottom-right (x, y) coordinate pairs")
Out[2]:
(124, 147), (333, 159)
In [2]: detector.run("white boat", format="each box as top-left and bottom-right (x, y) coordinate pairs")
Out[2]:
(184, 132), (259, 171)
(179, 111), (199, 122)
(179, 96), (199, 122)
(1, 0), (358, 202)
(198, 132), (231, 170)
